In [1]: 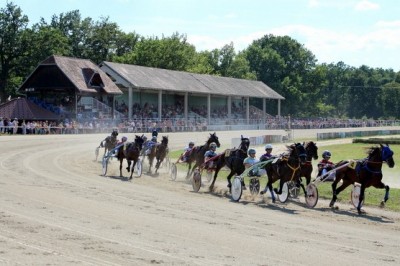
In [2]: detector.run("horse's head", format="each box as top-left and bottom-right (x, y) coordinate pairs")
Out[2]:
(289, 143), (307, 163)
(304, 141), (318, 160)
(135, 135), (145, 150)
(208, 132), (220, 148)
(239, 135), (250, 152)
(111, 129), (118, 138)
(161, 136), (168, 146)
(380, 144), (395, 168)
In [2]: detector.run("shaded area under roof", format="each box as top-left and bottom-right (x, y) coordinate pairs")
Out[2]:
(0, 98), (61, 120)
(19, 56), (122, 95)
(100, 61), (284, 100)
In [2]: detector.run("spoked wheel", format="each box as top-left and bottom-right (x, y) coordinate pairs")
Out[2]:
(192, 169), (202, 192)
(136, 159), (142, 177)
(277, 182), (289, 203)
(170, 163), (177, 181)
(102, 156), (109, 176)
(351, 183), (364, 208)
(231, 176), (243, 202)
(305, 183), (319, 208)
(249, 178), (260, 195)
(288, 182), (300, 199)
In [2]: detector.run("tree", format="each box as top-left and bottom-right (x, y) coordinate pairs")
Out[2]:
(0, 2), (29, 102)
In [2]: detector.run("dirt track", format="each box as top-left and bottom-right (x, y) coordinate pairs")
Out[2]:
(0, 128), (400, 265)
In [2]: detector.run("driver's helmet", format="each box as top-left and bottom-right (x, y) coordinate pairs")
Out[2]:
(151, 136), (157, 142)
(189, 141), (195, 147)
(322, 150), (331, 159)
(121, 136), (128, 142)
(209, 142), (217, 150)
(248, 148), (256, 155)
(265, 144), (273, 151)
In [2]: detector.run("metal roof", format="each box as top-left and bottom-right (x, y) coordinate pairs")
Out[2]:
(100, 61), (284, 100)
(0, 98), (60, 120)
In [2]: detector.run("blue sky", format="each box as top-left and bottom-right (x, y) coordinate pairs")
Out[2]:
(5, 0), (400, 71)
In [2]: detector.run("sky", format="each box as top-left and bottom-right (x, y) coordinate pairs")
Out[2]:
(4, 0), (400, 71)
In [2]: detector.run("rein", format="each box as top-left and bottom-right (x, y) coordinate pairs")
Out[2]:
(281, 157), (301, 181)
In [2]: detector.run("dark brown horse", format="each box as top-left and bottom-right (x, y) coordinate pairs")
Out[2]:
(261, 143), (307, 202)
(300, 141), (318, 185)
(117, 135), (145, 180)
(329, 144), (395, 214)
(209, 136), (250, 192)
(146, 136), (169, 174)
(95, 130), (119, 161)
(186, 132), (221, 179)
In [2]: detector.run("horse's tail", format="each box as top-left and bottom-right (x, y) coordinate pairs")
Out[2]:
(100, 140), (104, 148)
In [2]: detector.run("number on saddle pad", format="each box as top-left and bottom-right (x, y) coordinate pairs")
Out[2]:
(348, 160), (357, 169)
(225, 149), (231, 157)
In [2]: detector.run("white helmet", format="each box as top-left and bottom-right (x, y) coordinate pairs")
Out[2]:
(265, 144), (273, 150)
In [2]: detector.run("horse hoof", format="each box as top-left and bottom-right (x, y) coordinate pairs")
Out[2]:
(126, 167), (130, 172)
(380, 201), (385, 208)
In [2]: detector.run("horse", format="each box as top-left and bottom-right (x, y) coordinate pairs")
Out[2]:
(186, 132), (221, 179)
(209, 135), (250, 192)
(261, 143), (307, 202)
(300, 141), (319, 185)
(117, 135), (145, 180)
(95, 130), (119, 161)
(329, 144), (395, 214)
(146, 136), (169, 174)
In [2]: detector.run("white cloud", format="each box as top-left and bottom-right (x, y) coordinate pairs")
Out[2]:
(354, 0), (380, 11)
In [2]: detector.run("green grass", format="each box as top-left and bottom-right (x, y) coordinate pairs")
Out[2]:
(169, 142), (400, 212)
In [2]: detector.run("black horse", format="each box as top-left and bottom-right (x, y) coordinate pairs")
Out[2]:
(117, 135), (145, 180)
(209, 136), (250, 192)
(186, 132), (221, 179)
(95, 130), (118, 161)
(261, 143), (307, 202)
(146, 136), (169, 174)
(329, 144), (395, 214)
(300, 141), (319, 185)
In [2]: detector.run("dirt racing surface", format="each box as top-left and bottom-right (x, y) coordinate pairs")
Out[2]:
(0, 128), (400, 265)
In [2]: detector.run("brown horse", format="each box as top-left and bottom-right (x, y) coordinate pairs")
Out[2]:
(209, 136), (250, 192)
(117, 135), (145, 180)
(300, 141), (319, 185)
(261, 143), (307, 202)
(186, 132), (221, 179)
(95, 130), (118, 161)
(329, 144), (395, 214)
(146, 136), (169, 174)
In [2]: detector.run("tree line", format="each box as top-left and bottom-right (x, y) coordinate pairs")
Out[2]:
(1, 2), (399, 119)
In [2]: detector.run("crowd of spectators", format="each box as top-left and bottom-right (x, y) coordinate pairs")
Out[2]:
(1, 115), (399, 136)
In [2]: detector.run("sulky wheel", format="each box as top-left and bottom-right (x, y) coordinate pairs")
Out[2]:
(136, 159), (142, 177)
(277, 182), (289, 203)
(231, 176), (243, 201)
(305, 183), (319, 208)
(249, 178), (260, 195)
(170, 163), (177, 181)
(102, 156), (109, 176)
(192, 169), (202, 192)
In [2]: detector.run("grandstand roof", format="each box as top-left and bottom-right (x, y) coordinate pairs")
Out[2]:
(100, 61), (284, 100)
(19, 56), (122, 95)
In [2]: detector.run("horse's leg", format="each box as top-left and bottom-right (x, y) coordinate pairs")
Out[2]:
(330, 179), (351, 208)
(186, 162), (192, 179)
(226, 170), (235, 193)
(119, 159), (123, 177)
(126, 160), (131, 172)
(372, 181), (390, 207)
(209, 166), (221, 192)
(267, 178), (276, 203)
(130, 161), (136, 180)
(357, 186), (366, 214)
